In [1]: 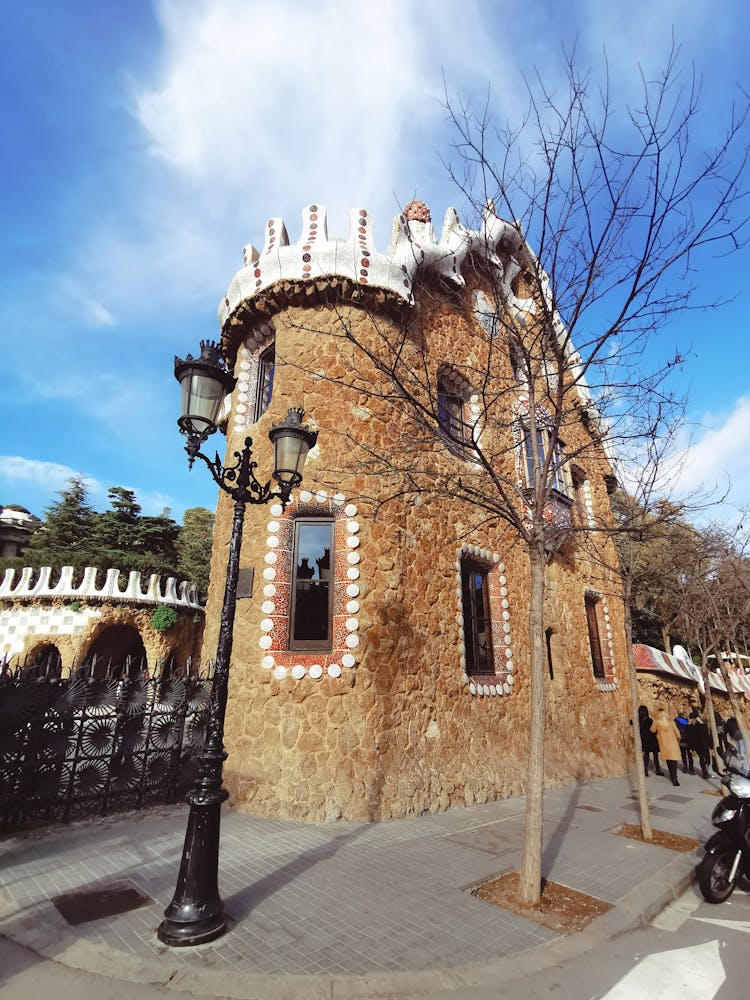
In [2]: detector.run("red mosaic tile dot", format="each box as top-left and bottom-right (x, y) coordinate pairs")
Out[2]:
(358, 227), (366, 234)
(267, 219), (274, 226)
(359, 209), (367, 217)
(361, 259), (369, 268)
(309, 223), (318, 230)
(310, 213), (317, 221)
(359, 276), (368, 283)
(254, 269), (261, 277)
(303, 245), (311, 252)
(360, 268), (368, 276)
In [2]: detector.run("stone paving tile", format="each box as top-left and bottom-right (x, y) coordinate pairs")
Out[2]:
(0, 775), (719, 978)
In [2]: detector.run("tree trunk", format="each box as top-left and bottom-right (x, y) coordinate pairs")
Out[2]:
(701, 664), (722, 775)
(660, 624), (671, 654)
(518, 543), (547, 904)
(624, 579), (652, 840)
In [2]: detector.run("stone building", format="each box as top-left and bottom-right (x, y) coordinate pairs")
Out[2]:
(0, 505), (36, 559)
(203, 200), (632, 823)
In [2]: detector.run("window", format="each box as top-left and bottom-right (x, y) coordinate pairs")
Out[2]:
(509, 338), (528, 387)
(253, 344), (275, 422)
(585, 594), (605, 678)
(290, 519), (334, 650)
(437, 370), (472, 447)
(461, 558), (494, 675)
(522, 427), (571, 498)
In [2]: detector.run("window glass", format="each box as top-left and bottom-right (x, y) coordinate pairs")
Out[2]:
(461, 559), (493, 674)
(438, 377), (469, 443)
(585, 595), (605, 678)
(291, 520), (333, 648)
(253, 345), (275, 422)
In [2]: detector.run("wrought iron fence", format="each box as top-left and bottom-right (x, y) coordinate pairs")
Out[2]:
(0, 655), (214, 833)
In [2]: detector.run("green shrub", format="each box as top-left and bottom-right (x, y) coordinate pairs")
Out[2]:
(151, 605), (178, 633)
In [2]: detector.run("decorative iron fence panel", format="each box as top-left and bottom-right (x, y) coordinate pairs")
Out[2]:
(0, 662), (213, 833)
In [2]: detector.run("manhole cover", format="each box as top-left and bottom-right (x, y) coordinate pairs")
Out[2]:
(52, 880), (153, 925)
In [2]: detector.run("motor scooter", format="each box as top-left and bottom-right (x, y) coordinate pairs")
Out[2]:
(697, 749), (750, 903)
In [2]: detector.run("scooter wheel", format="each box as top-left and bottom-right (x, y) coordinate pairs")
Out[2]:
(697, 848), (738, 903)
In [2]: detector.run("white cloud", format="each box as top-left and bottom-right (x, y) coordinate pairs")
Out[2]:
(0, 456), (177, 517)
(0, 457), (101, 495)
(674, 397), (750, 512)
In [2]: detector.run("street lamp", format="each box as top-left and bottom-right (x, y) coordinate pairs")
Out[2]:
(158, 340), (317, 947)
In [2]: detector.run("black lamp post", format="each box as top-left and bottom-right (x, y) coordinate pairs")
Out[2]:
(158, 340), (317, 947)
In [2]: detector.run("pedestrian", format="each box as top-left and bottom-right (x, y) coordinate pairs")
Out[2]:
(714, 710), (729, 757)
(655, 709), (682, 786)
(637, 705), (663, 777)
(675, 711), (693, 773)
(725, 716), (748, 772)
(688, 709), (712, 779)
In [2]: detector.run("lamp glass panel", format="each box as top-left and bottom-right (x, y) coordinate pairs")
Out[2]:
(181, 371), (225, 430)
(274, 434), (310, 483)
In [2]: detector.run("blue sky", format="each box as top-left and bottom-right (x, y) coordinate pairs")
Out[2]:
(1, 0), (748, 525)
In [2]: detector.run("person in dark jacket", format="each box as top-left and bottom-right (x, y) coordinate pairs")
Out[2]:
(675, 712), (693, 773)
(688, 709), (712, 779)
(638, 705), (663, 777)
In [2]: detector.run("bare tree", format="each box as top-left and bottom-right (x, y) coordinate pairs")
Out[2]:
(261, 48), (750, 905)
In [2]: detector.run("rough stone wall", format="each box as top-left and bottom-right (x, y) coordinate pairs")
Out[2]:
(203, 269), (635, 823)
(637, 672), (734, 721)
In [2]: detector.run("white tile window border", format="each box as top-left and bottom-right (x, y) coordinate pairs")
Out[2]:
(456, 544), (514, 697)
(257, 492), (360, 682)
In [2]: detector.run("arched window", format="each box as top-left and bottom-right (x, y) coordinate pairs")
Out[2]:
(253, 344), (275, 422)
(437, 366), (472, 448)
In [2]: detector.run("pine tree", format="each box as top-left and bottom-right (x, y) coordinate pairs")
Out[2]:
(176, 507), (215, 600)
(21, 476), (96, 570)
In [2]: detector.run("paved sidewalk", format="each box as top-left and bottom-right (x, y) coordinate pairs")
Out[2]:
(0, 772), (720, 999)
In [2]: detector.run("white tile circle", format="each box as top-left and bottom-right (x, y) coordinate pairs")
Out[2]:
(259, 635), (273, 649)
(262, 567), (276, 580)
(346, 568), (360, 580)
(347, 552), (360, 564)
(344, 504), (357, 516)
(345, 618), (359, 631)
(346, 584), (360, 597)
(341, 653), (356, 668)
(263, 584), (276, 597)
(347, 521), (359, 533)
(346, 600), (360, 613)
(261, 601), (275, 614)
(300, 490), (313, 502)
(309, 664), (323, 679)
(291, 664), (306, 680)
(273, 665), (287, 681)
(328, 663), (342, 678)
(270, 503), (283, 516)
(261, 655), (275, 670)
(345, 634), (360, 648)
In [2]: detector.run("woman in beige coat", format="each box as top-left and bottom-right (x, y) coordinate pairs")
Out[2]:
(655, 710), (682, 786)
